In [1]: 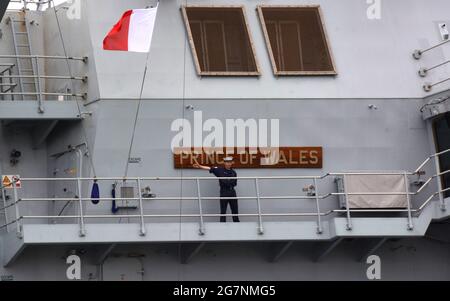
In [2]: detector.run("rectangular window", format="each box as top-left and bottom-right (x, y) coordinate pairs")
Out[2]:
(257, 5), (337, 75)
(182, 6), (260, 76)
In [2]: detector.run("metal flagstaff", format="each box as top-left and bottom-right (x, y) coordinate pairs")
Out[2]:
(124, 0), (160, 178)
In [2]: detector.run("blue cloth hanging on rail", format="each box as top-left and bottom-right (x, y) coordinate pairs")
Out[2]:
(111, 184), (119, 214)
(91, 180), (100, 205)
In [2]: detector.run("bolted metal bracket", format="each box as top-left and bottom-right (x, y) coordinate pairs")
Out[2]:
(413, 50), (422, 60)
(418, 68), (427, 77)
(423, 83), (432, 92)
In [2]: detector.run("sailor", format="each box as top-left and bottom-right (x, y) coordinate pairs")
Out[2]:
(193, 156), (240, 223)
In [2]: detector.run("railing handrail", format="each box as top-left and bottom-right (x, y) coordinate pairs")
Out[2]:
(0, 54), (87, 62)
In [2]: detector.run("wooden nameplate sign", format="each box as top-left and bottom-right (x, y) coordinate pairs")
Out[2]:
(173, 147), (322, 169)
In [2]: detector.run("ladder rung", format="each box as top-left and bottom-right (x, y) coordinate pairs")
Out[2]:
(0, 83), (17, 86)
(15, 32), (28, 35)
(20, 69), (34, 72)
(17, 45), (30, 47)
(12, 20), (25, 23)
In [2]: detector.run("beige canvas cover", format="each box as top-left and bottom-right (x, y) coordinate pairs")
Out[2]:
(344, 174), (408, 208)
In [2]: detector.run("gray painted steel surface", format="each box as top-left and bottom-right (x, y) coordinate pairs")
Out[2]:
(0, 0), (449, 280)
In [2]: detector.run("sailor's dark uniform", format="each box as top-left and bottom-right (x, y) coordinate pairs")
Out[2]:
(209, 166), (240, 222)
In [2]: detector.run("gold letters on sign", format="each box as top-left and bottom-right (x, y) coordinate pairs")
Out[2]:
(174, 147), (323, 169)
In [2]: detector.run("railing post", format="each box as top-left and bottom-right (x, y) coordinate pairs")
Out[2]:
(196, 179), (205, 235)
(404, 172), (414, 230)
(8, 67), (15, 101)
(434, 155), (446, 211)
(343, 174), (353, 231)
(13, 181), (22, 238)
(254, 178), (264, 235)
(313, 178), (323, 234)
(1, 187), (9, 233)
(76, 178), (86, 237)
(137, 178), (146, 236)
(34, 57), (44, 113)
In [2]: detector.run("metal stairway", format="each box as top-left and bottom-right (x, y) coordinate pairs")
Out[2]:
(0, 6), (87, 120)
(6, 10), (42, 109)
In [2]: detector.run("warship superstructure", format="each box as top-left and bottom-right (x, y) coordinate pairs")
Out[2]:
(0, 0), (449, 281)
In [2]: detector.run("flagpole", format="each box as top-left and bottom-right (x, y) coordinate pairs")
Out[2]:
(124, 1), (159, 178)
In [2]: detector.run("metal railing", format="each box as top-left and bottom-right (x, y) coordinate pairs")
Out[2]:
(1, 149), (449, 239)
(0, 55), (88, 108)
(8, 0), (53, 11)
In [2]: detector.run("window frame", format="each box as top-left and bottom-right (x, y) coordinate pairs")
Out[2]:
(257, 5), (337, 76)
(181, 5), (261, 76)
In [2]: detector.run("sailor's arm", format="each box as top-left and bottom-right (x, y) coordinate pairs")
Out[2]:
(193, 163), (211, 170)
(192, 159), (211, 171)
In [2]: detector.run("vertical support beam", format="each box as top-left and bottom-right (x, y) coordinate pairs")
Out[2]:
(313, 238), (343, 262)
(357, 238), (387, 262)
